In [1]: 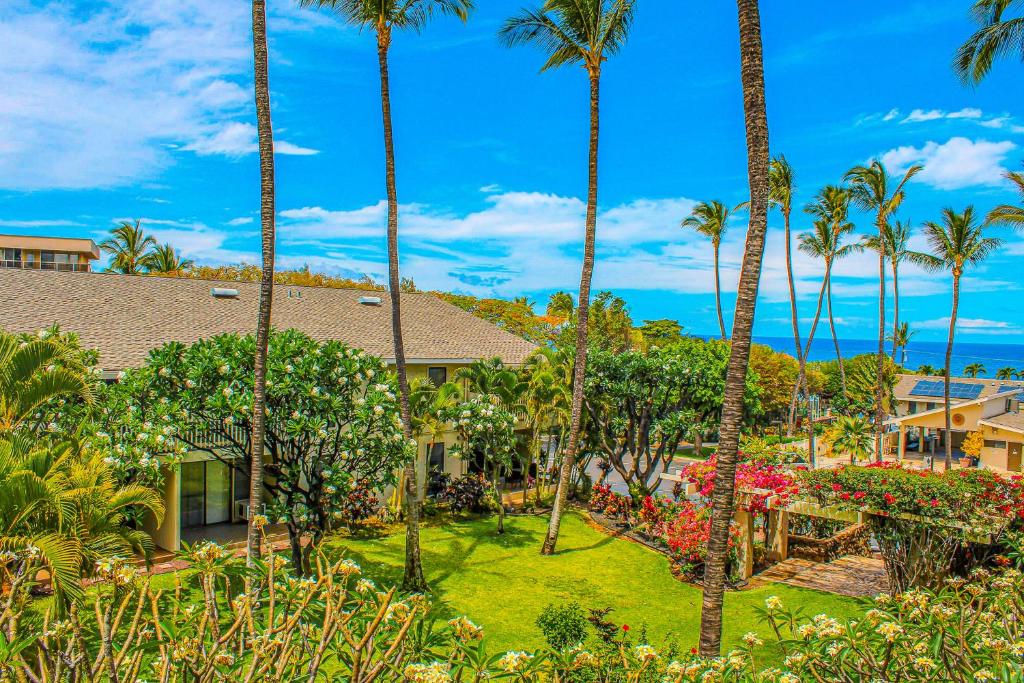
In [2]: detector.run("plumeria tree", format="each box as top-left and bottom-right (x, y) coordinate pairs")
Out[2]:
(444, 395), (518, 533)
(97, 330), (414, 572)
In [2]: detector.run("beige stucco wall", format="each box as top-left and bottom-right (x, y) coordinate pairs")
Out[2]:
(145, 463), (180, 551)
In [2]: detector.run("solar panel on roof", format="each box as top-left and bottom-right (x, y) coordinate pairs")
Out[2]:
(909, 380), (983, 400)
(997, 384), (1024, 399)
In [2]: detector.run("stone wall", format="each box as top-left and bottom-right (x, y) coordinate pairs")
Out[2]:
(789, 523), (871, 563)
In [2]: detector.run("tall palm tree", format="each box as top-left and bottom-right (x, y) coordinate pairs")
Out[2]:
(923, 207), (1002, 469)
(767, 156), (804, 436)
(863, 220), (941, 359)
(954, 0), (1024, 84)
(682, 200), (735, 339)
(887, 322), (917, 367)
(996, 366), (1017, 380)
(246, 0), (277, 565)
(300, 0), (473, 592)
(698, 0), (771, 657)
(99, 220), (157, 274)
(144, 243), (195, 275)
(845, 160), (921, 462)
(988, 170), (1024, 228)
(500, 0), (636, 556)
(964, 362), (987, 378)
(799, 186), (860, 402)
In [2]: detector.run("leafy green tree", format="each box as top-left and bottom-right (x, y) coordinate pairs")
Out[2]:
(553, 291), (637, 352)
(521, 347), (572, 504)
(300, 0), (473, 592)
(455, 357), (526, 408)
(99, 220), (157, 274)
(584, 342), (761, 498)
(444, 395), (517, 533)
(638, 319), (684, 346)
(747, 343), (798, 422)
(99, 330), (412, 573)
(500, 0), (636, 556)
(682, 200), (737, 339)
(799, 186), (861, 402)
(409, 377), (463, 490)
(996, 366), (1018, 379)
(143, 244), (195, 274)
(438, 293), (553, 344)
(924, 207), (1003, 469)
(954, 0), (1024, 83)
(545, 291), (575, 319)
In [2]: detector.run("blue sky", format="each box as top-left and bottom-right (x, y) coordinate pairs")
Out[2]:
(1, 0), (1023, 343)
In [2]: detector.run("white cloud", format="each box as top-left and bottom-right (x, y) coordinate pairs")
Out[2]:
(479, 183), (502, 193)
(185, 122), (319, 157)
(0, 218), (85, 228)
(882, 108), (900, 122)
(900, 108), (982, 124)
(916, 317), (1021, 334)
(880, 137), (1017, 189)
(227, 216), (254, 226)
(0, 0), (318, 190)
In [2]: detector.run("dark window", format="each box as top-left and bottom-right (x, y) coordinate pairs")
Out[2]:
(428, 366), (447, 387)
(428, 442), (445, 474)
(984, 440), (1008, 449)
(908, 402), (917, 415)
(927, 402), (936, 411)
(0, 248), (21, 268)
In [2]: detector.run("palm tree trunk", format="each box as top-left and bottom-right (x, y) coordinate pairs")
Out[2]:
(891, 262), (900, 360)
(714, 244), (727, 339)
(247, 0), (275, 564)
(376, 31), (427, 593)
(874, 224), (886, 463)
(784, 206), (805, 436)
(826, 272), (847, 399)
(541, 69), (601, 556)
(944, 273), (960, 470)
(699, 0), (770, 657)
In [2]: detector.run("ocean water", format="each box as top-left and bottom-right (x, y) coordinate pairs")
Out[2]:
(751, 335), (1024, 377)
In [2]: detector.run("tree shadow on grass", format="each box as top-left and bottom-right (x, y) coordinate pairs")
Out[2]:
(549, 531), (616, 556)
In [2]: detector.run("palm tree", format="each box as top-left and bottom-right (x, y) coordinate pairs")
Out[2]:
(996, 366), (1017, 380)
(409, 377), (462, 489)
(988, 171), (1024, 228)
(99, 220), (157, 274)
(799, 186), (860, 402)
(829, 415), (874, 464)
(863, 221), (941, 359)
(546, 291), (575, 320)
(964, 362), (987, 378)
(845, 161), (922, 462)
(682, 200), (735, 339)
(144, 243), (195, 275)
(500, 0), (635, 556)
(954, 0), (1024, 84)
(887, 322), (917, 367)
(247, 0), (278, 565)
(522, 347), (572, 504)
(917, 363), (940, 376)
(767, 156), (805, 436)
(923, 207), (1003, 469)
(698, 0), (771, 657)
(0, 330), (92, 435)
(300, 0), (473, 592)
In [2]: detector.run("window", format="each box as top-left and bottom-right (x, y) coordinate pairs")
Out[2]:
(927, 402), (936, 411)
(907, 402), (917, 415)
(427, 366), (447, 387)
(0, 248), (20, 268)
(40, 251), (55, 270)
(984, 440), (1007, 449)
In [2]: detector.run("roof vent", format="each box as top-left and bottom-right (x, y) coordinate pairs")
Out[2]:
(358, 296), (383, 306)
(211, 287), (240, 299)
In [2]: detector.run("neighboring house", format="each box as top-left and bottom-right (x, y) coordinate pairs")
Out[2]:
(889, 373), (1024, 472)
(1, 269), (537, 550)
(0, 234), (99, 272)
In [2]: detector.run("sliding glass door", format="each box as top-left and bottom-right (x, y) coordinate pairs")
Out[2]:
(180, 460), (233, 528)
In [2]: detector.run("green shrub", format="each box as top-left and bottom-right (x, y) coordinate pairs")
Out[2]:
(536, 601), (589, 651)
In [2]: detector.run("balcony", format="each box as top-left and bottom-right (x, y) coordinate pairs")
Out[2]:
(0, 259), (91, 272)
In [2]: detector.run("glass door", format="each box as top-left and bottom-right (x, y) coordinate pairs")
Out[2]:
(180, 461), (205, 528)
(205, 461), (231, 524)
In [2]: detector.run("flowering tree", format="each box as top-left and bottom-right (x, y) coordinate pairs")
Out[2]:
(681, 455), (799, 514)
(584, 340), (762, 499)
(444, 395), (517, 533)
(97, 330), (413, 572)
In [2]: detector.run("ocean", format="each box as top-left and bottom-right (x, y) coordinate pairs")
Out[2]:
(751, 335), (1024, 377)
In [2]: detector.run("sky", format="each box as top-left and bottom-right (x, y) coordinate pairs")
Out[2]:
(1, 0), (1023, 344)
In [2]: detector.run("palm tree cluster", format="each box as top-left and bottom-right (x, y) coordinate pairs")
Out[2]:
(98, 220), (194, 275)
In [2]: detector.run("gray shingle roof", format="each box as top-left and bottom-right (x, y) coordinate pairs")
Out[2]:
(0, 270), (537, 371)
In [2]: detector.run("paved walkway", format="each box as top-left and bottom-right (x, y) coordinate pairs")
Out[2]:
(755, 556), (889, 598)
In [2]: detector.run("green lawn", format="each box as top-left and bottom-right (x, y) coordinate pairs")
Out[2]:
(327, 511), (864, 654)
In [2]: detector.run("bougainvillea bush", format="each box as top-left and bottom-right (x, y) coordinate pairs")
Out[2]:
(681, 455), (799, 513)
(801, 464), (1024, 591)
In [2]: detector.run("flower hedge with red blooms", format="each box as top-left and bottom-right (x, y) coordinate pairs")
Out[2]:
(680, 455), (800, 513)
(800, 463), (1024, 526)
(590, 484), (632, 520)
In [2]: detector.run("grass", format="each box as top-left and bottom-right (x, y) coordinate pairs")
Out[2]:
(327, 511), (864, 655)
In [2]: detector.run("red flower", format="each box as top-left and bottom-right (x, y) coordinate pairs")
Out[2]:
(930, 498), (939, 507)
(690, 647), (698, 655)
(853, 491), (866, 500)
(840, 492), (851, 501)
(622, 624), (630, 632)
(831, 483), (843, 492)
(883, 493), (896, 505)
